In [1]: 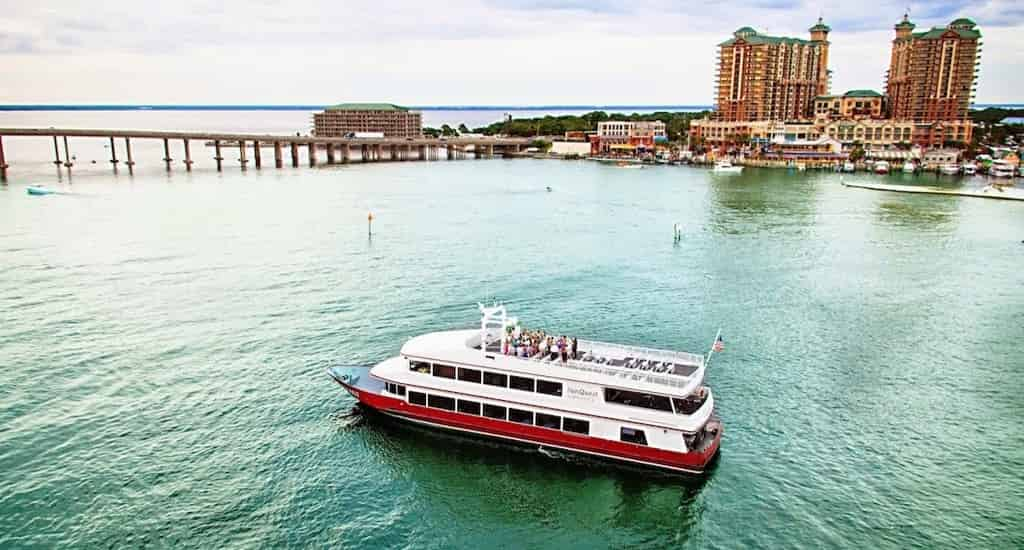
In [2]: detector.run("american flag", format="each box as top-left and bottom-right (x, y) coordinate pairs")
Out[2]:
(713, 334), (724, 353)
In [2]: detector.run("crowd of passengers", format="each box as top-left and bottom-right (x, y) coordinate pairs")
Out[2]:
(502, 325), (578, 363)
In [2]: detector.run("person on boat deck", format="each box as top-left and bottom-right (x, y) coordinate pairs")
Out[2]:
(571, 337), (578, 360)
(539, 337), (548, 358)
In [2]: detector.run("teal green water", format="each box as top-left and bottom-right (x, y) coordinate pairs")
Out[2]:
(1, 160), (1022, 548)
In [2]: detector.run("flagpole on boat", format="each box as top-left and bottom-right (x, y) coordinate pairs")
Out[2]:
(705, 328), (722, 368)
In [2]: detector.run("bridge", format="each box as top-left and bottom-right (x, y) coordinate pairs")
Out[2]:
(0, 128), (533, 180)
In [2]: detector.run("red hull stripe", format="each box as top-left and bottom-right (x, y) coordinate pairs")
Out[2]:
(342, 382), (720, 472)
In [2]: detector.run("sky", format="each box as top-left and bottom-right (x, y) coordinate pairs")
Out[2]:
(2, 0), (1022, 105)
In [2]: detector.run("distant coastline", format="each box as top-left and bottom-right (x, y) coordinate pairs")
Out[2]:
(0, 103), (1021, 112)
(0, 104), (717, 112)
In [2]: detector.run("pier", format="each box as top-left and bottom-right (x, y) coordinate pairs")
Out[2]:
(0, 128), (531, 180)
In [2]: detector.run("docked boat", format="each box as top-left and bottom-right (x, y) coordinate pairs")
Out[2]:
(990, 160), (1016, 178)
(940, 164), (960, 175)
(842, 161), (856, 173)
(962, 163), (977, 176)
(902, 161), (917, 174)
(328, 305), (723, 474)
(874, 160), (891, 175)
(712, 160), (742, 174)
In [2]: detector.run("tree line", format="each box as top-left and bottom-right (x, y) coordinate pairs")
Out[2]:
(423, 110), (712, 141)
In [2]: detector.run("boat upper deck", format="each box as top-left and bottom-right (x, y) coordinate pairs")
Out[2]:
(481, 338), (704, 390)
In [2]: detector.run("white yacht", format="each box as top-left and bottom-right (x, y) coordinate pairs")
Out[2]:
(874, 160), (891, 174)
(961, 163), (977, 176)
(842, 161), (856, 173)
(712, 160), (743, 174)
(940, 164), (960, 175)
(902, 161), (917, 174)
(990, 160), (1016, 178)
(328, 305), (723, 474)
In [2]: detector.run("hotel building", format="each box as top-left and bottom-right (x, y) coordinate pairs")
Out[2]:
(714, 19), (832, 122)
(885, 16), (981, 145)
(313, 103), (422, 138)
(590, 121), (667, 155)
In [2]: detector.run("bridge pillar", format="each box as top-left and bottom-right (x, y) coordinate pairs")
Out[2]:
(447, 145), (453, 160)
(52, 136), (62, 165)
(253, 140), (261, 169)
(239, 140), (248, 169)
(108, 137), (119, 170)
(124, 137), (135, 174)
(342, 144), (350, 164)
(162, 138), (172, 171)
(0, 136), (7, 181)
(63, 136), (73, 168)
(326, 143), (336, 164)
(290, 142), (299, 167)
(274, 141), (283, 168)
(214, 140), (223, 171)
(183, 139), (193, 171)
(488, 144), (494, 158)
(308, 142), (317, 166)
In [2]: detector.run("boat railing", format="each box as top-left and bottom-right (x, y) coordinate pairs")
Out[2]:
(577, 339), (705, 367)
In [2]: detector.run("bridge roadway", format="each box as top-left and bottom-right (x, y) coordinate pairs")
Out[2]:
(0, 127), (532, 179)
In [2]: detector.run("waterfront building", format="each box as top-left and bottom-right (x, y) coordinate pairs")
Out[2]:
(591, 121), (667, 155)
(885, 15), (980, 145)
(760, 135), (844, 166)
(814, 90), (884, 121)
(713, 19), (832, 122)
(312, 103), (422, 138)
(822, 119), (915, 147)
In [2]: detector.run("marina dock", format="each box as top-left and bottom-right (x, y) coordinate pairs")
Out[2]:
(0, 128), (532, 180)
(842, 180), (1024, 202)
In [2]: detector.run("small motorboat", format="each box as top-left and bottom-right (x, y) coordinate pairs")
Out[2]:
(990, 160), (1016, 178)
(902, 161), (916, 174)
(27, 186), (57, 196)
(874, 161), (891, 175)
(842, 161), (856, 173)
(961, 163), (977, 176)
(712, 160), (743, 174)
(940, 164), (960, 175)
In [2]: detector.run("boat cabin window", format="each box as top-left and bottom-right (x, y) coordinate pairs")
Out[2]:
(509, 376), (535, 392)
(483, 372), (508, 387)
(409, 391), (427, 406)
(457, 399), (481, 416)
(458, 368), (482, 383)
(508, 408), (533, 425)
(562, 417), (590, 435)
(604, 388), (673, 412)
(385, 383), (407, 396)
(482, 403), (507, 420)
(432, 364), (456, 379)
(536, 380), (563, 397)
(427, 394), (456, 411)
(620, 427), (648, 446)
(535, 412), (561, 430)
(673, 394), (706, 415)
(395, 385), (406, 396)
(409, 360), (431, 374)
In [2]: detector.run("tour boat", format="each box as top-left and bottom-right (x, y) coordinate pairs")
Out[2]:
(712, 160), (742, 174)
(874, 161), (890, 175)
(328, 305), (723, 474)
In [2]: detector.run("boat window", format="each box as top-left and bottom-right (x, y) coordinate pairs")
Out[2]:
(432, 364), (456, 379)
(395, 385), (406, 396)
(673, 396), (705, 415)
(483, 371), (507, 387)
(620, 427), (648, 446)
(508, 408), (533, 425)
(409, 391), (427, 406)
(482, 403), (507, 420)
(458, 368), (482, 383)
(535, 412), (561, 430)
(457, 399), (481, 416)
(427, 394), (456, 411)
(409, 360), (431, 374)
(604, 388), (673, 412)
(385, 383), (394, 393)
(509, 376), (535, 392)
(536, 379), (563, 397)
(562, 417), (590, 435)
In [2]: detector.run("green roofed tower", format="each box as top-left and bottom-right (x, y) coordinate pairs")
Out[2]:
(714, 19), (831, 122)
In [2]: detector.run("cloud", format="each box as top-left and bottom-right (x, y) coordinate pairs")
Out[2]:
(0, 0), (1020, 104)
